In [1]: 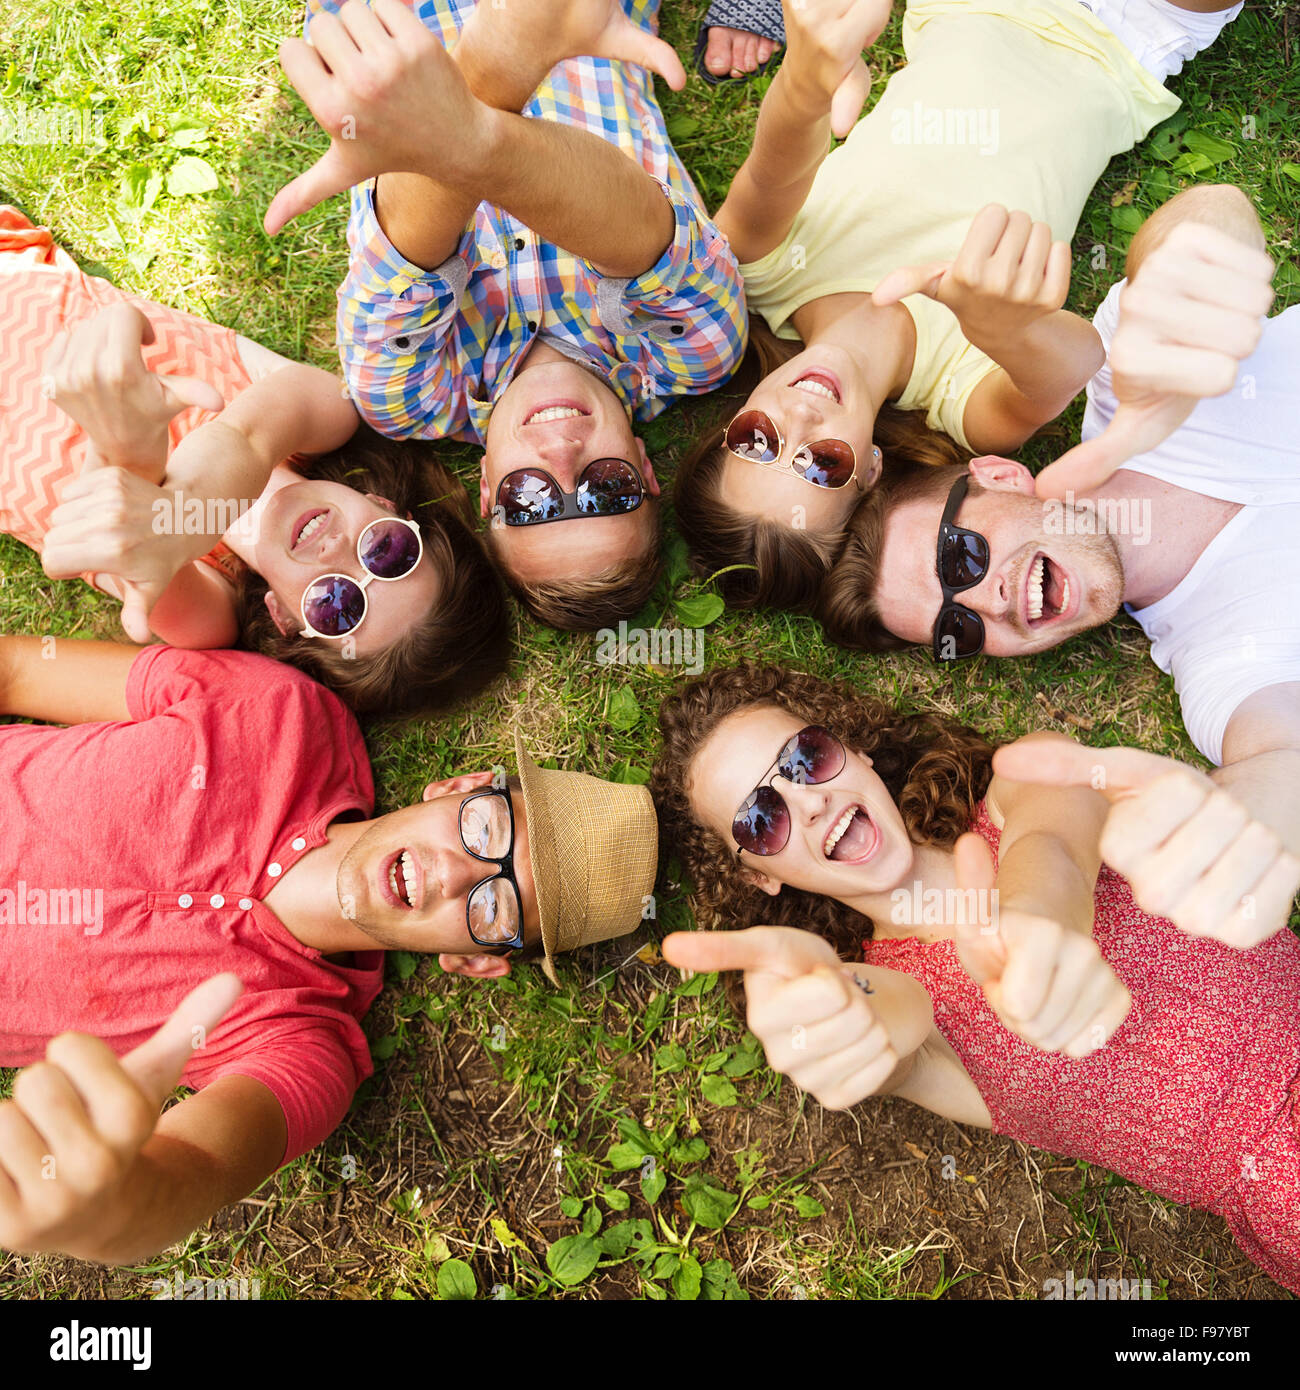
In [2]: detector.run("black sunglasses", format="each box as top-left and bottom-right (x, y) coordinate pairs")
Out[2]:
(731, 726), (847, 858)
(459, 788), (525, 952)
(932, 475), (990, 662)
(496, 458), (645, 526)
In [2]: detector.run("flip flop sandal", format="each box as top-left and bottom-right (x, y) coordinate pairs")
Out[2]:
(693, 0), (785, 87)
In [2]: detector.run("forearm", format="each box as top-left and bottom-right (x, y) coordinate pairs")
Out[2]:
(471, 108), (675, 277)
(83, 433), (172, 487)
(372, 173), (479, 274)
(715, 69), (834, 264)
(1214, 748), (1300, 859)
(146, 563), (241, 650)
(839, 962), (934, 1071)
(1216, 688), (1300, 857)
(0, 635), (135, 725)
(371, 12), (567, 272)
(996, 829), (1098, 936)
(159, 365), (353, 559)
(969, 312), (1104, 439)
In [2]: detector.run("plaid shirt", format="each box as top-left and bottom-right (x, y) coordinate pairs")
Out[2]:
(304, 0), (747, 445)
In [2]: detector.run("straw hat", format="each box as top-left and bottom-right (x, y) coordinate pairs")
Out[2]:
(514, 731), (658, 986)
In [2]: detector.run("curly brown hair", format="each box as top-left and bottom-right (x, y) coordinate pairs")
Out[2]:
(234, 426), (510, 718)
(650, 661), (993, 959)
(672, 318), (968, 614)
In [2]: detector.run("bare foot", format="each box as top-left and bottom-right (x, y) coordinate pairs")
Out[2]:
(703, 25), (780, 80)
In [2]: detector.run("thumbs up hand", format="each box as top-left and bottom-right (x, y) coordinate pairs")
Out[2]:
(0, 975), (243, 1257)
(1034, 221), (1275, 500)
(265, 0), (493, 236)
(42, 465), (200, 644)
(873, 204), (1073, 353)
(993, 738), (1300, 949)
(662, 927), (902, 1111)
(951, 833), (1130, 1058)
(41, 303), (224, 484)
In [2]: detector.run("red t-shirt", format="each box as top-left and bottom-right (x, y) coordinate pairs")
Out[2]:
(0, 646), (384, 1165)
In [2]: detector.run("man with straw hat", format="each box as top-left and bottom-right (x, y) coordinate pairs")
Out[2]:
(0, 636), (655, 1264)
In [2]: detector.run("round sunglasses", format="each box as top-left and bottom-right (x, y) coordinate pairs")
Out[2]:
(298, 516), (424, 640)
(724, 410), (862, 491)
(932, 475), (990, 662)
(732, 725), (847, 858)
(496, 458), (645, 526)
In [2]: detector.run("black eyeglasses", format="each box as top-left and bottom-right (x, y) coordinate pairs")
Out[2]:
(932, 475), (990, 662)
(459, 788), (525, 952)
(496, 458), (645, 526)
(732, 726), (847, 858)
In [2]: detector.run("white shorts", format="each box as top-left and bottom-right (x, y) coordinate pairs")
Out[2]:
(1078, 0), (1244, 82)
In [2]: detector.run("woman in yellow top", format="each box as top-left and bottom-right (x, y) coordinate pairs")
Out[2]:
(676, 0), (1241, 612)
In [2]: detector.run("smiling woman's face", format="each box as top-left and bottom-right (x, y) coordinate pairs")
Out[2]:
(248, 480), (442, 657)
(716, 345), (883, 536)
(685, 704), (915, 900)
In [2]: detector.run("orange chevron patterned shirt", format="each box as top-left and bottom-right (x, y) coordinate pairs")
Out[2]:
(0, 207), (253, 585)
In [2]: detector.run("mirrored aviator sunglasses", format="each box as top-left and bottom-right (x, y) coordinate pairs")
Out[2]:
(299, 516), (424, 640)
(731, 725), (847, 857)
(724, 410), (858, 489)
(497, 458), (644, 526)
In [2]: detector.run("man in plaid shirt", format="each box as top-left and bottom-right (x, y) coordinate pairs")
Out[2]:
(267, 0), (748, 628)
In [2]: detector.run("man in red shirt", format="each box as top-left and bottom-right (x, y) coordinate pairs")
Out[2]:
(0, 637), (657, 1265)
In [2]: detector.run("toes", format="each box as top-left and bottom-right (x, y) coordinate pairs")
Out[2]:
(705, 26), (741, 75)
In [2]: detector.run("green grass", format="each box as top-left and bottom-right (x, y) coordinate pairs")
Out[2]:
(1, 0), (1297, 1301)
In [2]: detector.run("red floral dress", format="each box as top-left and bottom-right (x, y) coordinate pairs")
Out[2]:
(861, 800), (1300, 1293)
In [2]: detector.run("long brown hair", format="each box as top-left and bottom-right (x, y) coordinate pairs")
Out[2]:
(673, 318), (966, 612)
(650, 661), (993, 958)
(816, 460), (967, 652)
(235, 426), (510, 717)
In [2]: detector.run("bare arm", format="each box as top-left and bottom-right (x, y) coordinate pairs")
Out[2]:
(961, 311), (1105, 453)
(713, 0), (886, 264)
(986, 732), (1107, 934)
(1216, 684), (1300, 863)
(74, 1076), (286, 1266)
(713, 69), (836, 265)
(269, 0), (683, 275)
(0, 635), (137, 725)
(0, 977), (287, 1267)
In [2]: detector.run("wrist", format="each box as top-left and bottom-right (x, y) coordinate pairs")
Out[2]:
(465, 104), (510, 194)
(775, 64), (835, 123)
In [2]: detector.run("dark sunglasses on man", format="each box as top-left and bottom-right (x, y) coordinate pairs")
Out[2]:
(732, 725), (847, 858)
(496, 458), (645, 526)
(932, 474), (990, 662)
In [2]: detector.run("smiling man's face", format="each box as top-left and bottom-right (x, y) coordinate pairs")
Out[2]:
(479, 359), (661, 587)
(874, 459), (1126, 658)
(336, 772), (540, 977)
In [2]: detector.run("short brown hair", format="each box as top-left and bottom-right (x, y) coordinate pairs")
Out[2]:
(650, 661), (993, 957)
(816, 460), (968, 653)
(235, 426), (510, 717)
(674, 317), (967, 613)
(488, 502), (664, 631)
